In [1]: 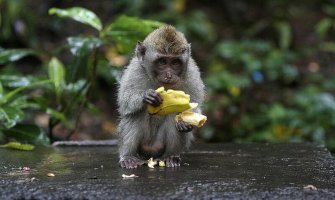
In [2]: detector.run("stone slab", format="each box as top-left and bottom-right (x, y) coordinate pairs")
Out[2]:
(0, 143), (335, 199)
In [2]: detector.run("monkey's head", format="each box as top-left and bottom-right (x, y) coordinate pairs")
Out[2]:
(136, 25), (190, 89)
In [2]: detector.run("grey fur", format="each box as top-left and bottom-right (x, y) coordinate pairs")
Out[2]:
(117, 28), (205, 166)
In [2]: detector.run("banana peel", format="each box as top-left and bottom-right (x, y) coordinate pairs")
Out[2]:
(175, 111), (207, 127)
(147, 87), (198, 115)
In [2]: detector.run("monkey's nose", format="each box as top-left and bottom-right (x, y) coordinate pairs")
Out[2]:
(165, 72), (172, 80)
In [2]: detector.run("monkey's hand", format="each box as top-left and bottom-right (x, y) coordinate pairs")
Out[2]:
(143, 89), (163, 107)
(175, 120), (193, 133)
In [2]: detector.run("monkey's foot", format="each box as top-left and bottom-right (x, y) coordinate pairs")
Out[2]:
(164, 156), (181, 167)
(120, 157), (145, 169)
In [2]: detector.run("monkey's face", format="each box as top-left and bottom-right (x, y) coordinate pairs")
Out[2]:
(152, 55), (185, 89)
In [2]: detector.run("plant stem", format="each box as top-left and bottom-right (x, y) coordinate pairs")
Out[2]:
(66, 48), (99, 140)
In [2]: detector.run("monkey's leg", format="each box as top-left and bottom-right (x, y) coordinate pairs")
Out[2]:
(118, 116), (147, 169)
(161, 116), (194, 167)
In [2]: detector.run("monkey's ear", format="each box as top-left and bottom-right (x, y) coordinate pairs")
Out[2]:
(136, 41), (146, 60)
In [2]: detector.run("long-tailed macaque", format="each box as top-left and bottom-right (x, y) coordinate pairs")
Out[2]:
(117, 25), (205, 168)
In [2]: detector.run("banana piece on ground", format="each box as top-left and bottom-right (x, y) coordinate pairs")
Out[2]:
(148, 157), (157, 168)
(175, 111), (207, 127)
(147, 87), (198, 115)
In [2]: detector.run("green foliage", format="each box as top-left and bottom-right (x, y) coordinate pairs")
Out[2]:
(204, 38), (335, 152)
(67, 36), (103, 56)
(48, 57), (65, 101)
(102, 15), (164, 54)
(0, 49), (36, 65)
(0, 75), (50, 129)
(275, 21), (292, 50)
(2, 1), (335, 153)
(1, 124), (49, 145)
(49, 7), (102, 31)
(0, 6), (162, 146)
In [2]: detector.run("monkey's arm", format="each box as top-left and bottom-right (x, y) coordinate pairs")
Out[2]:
(183, 58), (205, 114)
(118, 62), (162, 116)
(118, 88), (145, 116)
(117, 65), (146, 115)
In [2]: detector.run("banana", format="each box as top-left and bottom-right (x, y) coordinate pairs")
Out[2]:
(147, 87), (198, 115)
(175, 111), (207, 127)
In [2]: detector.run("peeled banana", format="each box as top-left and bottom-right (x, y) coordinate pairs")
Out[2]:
(147, 87), (198, 115)
(175, 111), (207, 127)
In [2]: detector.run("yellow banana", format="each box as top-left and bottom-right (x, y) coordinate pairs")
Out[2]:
(175, 111), (207, 127)
(147, 87), (198, 115)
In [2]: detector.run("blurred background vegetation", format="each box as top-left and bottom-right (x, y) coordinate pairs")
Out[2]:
(1, 0), (335, 152)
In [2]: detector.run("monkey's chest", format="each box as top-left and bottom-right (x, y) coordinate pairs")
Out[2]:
(137, 142), (165, 159)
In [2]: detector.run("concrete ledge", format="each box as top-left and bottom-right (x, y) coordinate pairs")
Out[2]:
(1, 143), (335, 199)
(52, 139), (118, 147)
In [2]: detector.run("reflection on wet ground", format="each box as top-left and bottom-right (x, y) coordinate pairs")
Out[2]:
(0, 143), (335, 199)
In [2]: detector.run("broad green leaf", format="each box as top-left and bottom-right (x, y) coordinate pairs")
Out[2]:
(67, 36), (102, 56)
(0, 75), (32, 87)
(315, 18), (333, 39)
(2, 124), (50, 145)
(0, 142), (35, 151)
(63, 79), (86, 93)
(102, 15), (164, 54)
(48, 57), (65, 98)
(9, 96), (40, 109)
(2, 79), (51, 104)
(0, 106), (24, 129)
(0, 49), (36, 64)
(49, 7), (102, 31)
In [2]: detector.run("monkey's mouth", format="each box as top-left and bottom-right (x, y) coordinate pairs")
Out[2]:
(161, 82), (175, 88)
(162, 79), (177, 84)
(157, 75), (179, 88)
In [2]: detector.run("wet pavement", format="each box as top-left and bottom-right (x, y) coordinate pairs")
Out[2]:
(0, 143), (335, 199)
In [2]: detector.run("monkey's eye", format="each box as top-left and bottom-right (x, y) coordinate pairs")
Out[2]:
(171, 59), (181, 67)
(158, 58), (167, 65)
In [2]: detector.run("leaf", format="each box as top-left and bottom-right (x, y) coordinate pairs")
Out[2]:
(67, 36), (102, 56)
(2, 124), (50, 145)
(0, 75), (32, 87)
(48, 57), (65, 98)
(63, 79), (86, 93)
(275, 21), (291, 50)
(2, 79), (51, 104)
(267, 104), (286, 122)
(315, 18), (333, 40)
(0, 81), (3, 100)
(0, 106), (24, 129)
(0, 49), (36, 64)
(49, 7), (102, 31)
(0, 142), (35, 151)
(9, 96), (40, 109)
(102, 15), (164, 54)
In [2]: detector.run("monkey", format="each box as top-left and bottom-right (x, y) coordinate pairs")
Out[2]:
(117, 25), (205, 168)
